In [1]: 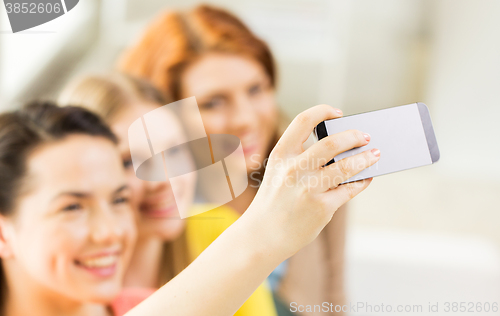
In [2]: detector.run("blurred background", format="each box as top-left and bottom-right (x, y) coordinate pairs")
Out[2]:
(1, 0), (499, 314)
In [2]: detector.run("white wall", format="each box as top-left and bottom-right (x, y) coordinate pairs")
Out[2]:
(0, 0), (99, 109)
(424, 0), (500, 181)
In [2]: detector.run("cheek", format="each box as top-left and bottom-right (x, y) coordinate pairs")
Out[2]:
(179, 172), (196, 205)
(258, 91), (278, 116)
(18, 222), (88, 280)
(120, 211), (138, 248)
(126, 172), (146, 210)
(256, 95), (279, 137)
(200, 111), (229, 134)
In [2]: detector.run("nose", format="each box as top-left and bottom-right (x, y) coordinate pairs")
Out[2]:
(89, 201), (125, 244)
(229, 93), (258, 135)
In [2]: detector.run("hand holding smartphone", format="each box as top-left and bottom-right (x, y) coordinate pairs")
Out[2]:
(314, 102), (440, 184)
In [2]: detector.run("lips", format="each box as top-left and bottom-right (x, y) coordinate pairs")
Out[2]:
(242, 143), (258, 156)
(241, 135), (261, 156)
(140, 204), (178, 218)
(75, 251), (120, 277)
(140, 193), (179, 218)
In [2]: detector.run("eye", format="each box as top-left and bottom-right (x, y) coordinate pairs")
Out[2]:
(113, 196), (129, 205)
(123, 158), (133, 169)
(62, 203), (82, 212)
(248, 83), (263, 96)
(200, 96), (225, 110)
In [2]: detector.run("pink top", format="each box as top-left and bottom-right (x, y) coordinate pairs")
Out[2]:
(110, 287), (155, 316)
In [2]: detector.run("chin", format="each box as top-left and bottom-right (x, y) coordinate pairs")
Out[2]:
(78, 284), (121, 304)
(153, 219), (186, 241)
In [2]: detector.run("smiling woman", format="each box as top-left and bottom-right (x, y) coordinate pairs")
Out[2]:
(117, 5), (349, 314)
(58, 72), (278, 316)
(0, 100), (378, 316)
(0, 101), (138, 316)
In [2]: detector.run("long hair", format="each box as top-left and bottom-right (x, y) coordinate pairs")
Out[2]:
(59, 72), (191, 285)
(117, 4), (276, 102)
(117, 4), (289, 182)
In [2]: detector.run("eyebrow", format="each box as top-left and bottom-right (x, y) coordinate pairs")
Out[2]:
(52, 184), (128, 201)
(114, 185), (128, 194)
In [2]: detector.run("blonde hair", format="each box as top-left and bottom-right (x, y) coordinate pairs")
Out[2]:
(59, 72), (167, 120)
(59, 72), (190, 285)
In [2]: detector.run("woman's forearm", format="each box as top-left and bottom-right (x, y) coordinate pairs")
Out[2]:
(126, 105), (378, 316)
(126, 215), (284, 316)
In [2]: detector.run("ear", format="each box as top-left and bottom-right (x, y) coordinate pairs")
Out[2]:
(0, 215), (16, 259)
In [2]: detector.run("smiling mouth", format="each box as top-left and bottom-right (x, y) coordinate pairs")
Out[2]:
(243, 143), (258, 155)
(74, 254), (119, 277)
(140, 203), (178, 218)
(241, 135), (261, 156)
(140, 192), (181, 218)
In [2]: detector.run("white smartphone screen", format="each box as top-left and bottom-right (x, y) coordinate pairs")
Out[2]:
(315, 103), (439, 184)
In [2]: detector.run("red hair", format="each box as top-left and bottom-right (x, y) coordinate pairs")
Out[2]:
(117, 4), (276, 101)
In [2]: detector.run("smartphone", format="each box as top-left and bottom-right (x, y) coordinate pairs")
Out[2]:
(314, 102), (440, 184)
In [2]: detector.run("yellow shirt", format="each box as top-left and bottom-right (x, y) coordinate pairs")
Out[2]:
(186, 204), (277, 316)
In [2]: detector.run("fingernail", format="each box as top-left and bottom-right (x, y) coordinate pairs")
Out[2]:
(363, 133), (371, 142)
(335, 108), (343, 115)
(371, 148), (380, 157)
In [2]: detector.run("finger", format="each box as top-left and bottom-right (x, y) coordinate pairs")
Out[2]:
(275, 105), (343, 156)
(323, 177), (373, 210)
(315, 148), (380, 192)
(300, 129), (370, 170)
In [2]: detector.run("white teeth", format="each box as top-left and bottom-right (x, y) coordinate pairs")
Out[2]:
(77, 255), (117, 268)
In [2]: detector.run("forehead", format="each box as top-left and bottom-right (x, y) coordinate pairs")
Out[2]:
(26, 134), (125, 193)
(182, 53), (268, 95)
